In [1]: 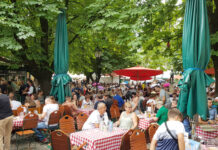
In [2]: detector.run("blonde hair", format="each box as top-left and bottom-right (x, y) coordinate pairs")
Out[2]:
(125, 102), (132, 108)
(168, 108), (183, 120)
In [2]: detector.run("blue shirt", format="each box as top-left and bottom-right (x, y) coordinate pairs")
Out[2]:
(113, 95), (124, 108)
(209, 107), (217, 120)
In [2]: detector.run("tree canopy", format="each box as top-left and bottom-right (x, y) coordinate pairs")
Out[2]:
(0, 0), (217, 95)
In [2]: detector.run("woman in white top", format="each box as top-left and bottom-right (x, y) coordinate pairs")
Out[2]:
(115, 102), (138, 130)
(131, 92), (140, 114)
(81, 95), (93, 109)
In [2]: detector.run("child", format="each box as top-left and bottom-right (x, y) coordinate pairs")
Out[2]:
(150, 108), (185, 150)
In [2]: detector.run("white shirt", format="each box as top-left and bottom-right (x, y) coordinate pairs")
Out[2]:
(81, 100), (93, 109)
(153, 120), (185, 141)
(42, 104), (59, 125)
(79, 96), (85, 101)
(82, 110), (108, 130)
(27, 86), (34, 95)
(147, 99), (156, 105)
(11, 100), (22, 110)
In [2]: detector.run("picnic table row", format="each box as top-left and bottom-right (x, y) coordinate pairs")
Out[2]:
(13, 111), (218, 150)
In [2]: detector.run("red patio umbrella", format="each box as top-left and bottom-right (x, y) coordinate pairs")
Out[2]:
(130, 76), (152, 81)
(205, 68), (215, 75)
(113, 66), (163, 77)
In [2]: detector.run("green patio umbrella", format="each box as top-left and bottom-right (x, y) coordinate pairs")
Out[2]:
(50, 10), (72, 104)
(178, 0), (214, 120)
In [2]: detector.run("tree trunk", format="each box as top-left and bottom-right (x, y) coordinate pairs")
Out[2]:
(96, 73), (101, 83)
(30, 69), (52, 96)
(208, 0), (218, 96)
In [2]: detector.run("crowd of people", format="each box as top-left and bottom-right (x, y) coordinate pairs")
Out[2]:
(0, 77), (217, 149)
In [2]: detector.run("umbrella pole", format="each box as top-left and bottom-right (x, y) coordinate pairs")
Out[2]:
(190, 114), (199, 140)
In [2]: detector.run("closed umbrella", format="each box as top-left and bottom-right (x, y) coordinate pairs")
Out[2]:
(50, 10), (72, 104)
(178, 0), (214, 120)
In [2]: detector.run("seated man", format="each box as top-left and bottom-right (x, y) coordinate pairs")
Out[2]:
(199, 99), (217, 124)
(82, 102), (108, 130)
(150, 108), (185, 150)
(153, 101), (168, 125)
(9, 92), (21, 110)
(94, 94), (105, 109)
(33, 96), (59, 143)
(113, 92), (124, 110)
(212, 97), (218, 112)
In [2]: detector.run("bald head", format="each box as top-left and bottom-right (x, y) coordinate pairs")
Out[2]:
(97, 102), (106, 115)
(97, 102), (106, 109)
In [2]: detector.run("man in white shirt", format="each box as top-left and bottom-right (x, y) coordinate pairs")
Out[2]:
(33, 97), (59, 143)
(82, 103), (108, 130)
(150, 108), (185, 150)
(9, 92), (21, 110)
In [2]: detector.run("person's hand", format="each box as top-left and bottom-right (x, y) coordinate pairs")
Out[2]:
(208, 120), (215, 124)
(114, 122), (118, 127)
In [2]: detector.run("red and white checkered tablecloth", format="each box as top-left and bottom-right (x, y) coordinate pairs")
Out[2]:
(13, 117), (23, 129)
(70, 127), (128, 150)
(138, 117), (154, 130)
(78, 108), (94, 116)
(196, 125), (218, 140)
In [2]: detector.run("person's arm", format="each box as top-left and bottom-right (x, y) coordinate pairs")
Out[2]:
(132, 101), (138, 111)
(150, 139), (157, 150)
(177, 133), (185, 150)
(153, 109), (161, 122)
(198, 117), (208, 124)
(72, 102), (78, 111)
(162, 96), (166, 105)
(94, 123), (99, 128)
(40, 111), (47, 120)
(131, 112), (138, 129)
(35, 100), (41, 108)
(153, 117), (158, 122)
(115, 112), (124, 126)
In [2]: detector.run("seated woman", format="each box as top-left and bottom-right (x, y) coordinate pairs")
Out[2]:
(115, 102), (138, 130)
(131, 92), (140, 115)
(62, 96), (79, 116)
(24, 95), (36, 108)
(31, 94), (41, 108)
(81, 95), (93, 109)
(37, 90), (45, 104)
(147, 92), (157, 112)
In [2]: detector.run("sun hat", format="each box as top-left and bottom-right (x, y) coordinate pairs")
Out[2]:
(163, 83), (170, 87)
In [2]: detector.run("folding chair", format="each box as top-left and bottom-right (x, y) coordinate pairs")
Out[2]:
(15, 113), (38, 150)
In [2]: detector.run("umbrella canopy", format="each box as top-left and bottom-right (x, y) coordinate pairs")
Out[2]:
(50, 10), (72, 104)
(113, 66), (163, 77)
(178, 0), (214, 120)
(98, 86), (104, 90)
(205, 68), (215, 75)
(130, 76), (152, 81)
